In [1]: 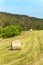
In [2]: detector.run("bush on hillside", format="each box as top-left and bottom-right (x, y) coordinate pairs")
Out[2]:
(1, 25), (23, 38)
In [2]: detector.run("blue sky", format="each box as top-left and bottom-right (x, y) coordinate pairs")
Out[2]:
(0, 0), (43, 18)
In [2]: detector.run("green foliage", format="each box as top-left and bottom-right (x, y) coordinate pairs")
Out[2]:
(3, 21), (12, 27)
(1, 25), (23, 38)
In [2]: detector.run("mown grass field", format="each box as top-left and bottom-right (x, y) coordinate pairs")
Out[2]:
(0, 30), (43, 65)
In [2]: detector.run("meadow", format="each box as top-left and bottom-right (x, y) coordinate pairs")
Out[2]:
(0, 30), (43, 65)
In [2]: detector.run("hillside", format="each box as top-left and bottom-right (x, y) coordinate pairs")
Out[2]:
(0, 12), (43, 30)
(0, 30), (43, 65)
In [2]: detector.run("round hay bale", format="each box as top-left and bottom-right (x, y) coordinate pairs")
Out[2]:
(11, 40), (21, 50)
(30, 29), (33, 32)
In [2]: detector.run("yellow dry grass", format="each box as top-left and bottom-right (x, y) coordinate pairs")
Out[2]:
(0, 30), (43, 65)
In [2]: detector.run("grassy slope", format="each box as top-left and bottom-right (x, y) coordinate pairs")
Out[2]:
(0, 30), (43, 65)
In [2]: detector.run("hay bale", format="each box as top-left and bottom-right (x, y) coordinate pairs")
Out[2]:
(11, 40), (21, 50)
(30, 29), (33, 32)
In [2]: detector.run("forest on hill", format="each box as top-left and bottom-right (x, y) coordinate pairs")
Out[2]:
(0, 12), (43, 38)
